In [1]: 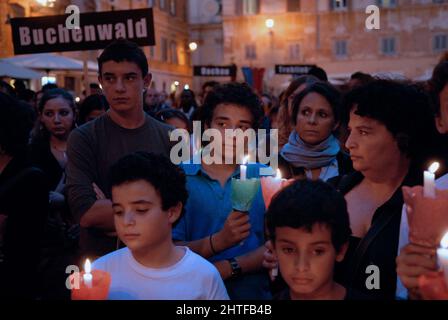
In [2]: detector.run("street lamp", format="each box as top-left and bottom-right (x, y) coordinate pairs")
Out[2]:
(188, 42), (198, 52)
(265, 18), (274, 48)
(265, 18), (275, 30)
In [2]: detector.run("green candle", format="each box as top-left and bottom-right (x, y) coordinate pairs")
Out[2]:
(231, 178), (260, 212)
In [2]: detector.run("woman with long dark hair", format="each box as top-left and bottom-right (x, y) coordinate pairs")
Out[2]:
(277, 75), (319, 149)
(278, 81), (352, 181)
(30, 88), (79, 299)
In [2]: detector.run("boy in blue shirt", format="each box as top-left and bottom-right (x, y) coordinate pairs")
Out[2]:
(172, 82), (271, 299)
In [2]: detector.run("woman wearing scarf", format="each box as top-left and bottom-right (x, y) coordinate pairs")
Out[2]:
(278, 81), (352, 181)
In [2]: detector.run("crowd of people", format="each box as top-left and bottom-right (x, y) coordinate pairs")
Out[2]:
(0, 38), (448, 300)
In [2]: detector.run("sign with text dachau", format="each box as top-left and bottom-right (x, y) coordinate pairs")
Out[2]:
(10, 8), (155, 54)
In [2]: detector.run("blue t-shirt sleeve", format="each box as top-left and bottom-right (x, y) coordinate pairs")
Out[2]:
(172, 213), (188, 241)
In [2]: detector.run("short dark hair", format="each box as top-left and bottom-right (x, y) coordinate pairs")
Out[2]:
(108, 152), (188, 222)
(155, 108), (192, 133)
(202, 81), (219, 92)
(308, 66), (328, 82)
(266, 179), (351, 252)
(89, 83), (101, 89)
(428, 61), (448, 116)
(292, 81), (342, 125)
(0, 92), (35, 157)
(350, 72), (374, 85)
(78, 94), (109, 125)
(98, 39), (148, 77)
(41, 83), (58, 93)
(344, 79), (438, 162)
(200, 82), (264, 129)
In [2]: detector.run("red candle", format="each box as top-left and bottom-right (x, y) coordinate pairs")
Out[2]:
(71, 260), (111, 300)
(261, 169), (293, 209)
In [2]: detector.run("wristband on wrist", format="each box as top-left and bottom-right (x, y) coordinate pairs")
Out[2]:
(227, 257), (242, 278)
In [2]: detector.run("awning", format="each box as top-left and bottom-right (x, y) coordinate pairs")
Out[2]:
(2, 53), (98, 72)
(0, 60), (43, 79)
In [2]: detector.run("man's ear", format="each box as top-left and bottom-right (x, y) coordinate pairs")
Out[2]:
(335, 242), (349, 262)
(435, 115), (448, 135)
(167, 202), (182, 224)
(143, 73), (152, 89)
(98, 74), (102, 85)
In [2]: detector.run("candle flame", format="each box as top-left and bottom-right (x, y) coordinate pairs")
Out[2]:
(429, 162), (440, 174)
(441, 232), (448, 249)
(84, 259), (91, 274)
(276, 169), (282, 179)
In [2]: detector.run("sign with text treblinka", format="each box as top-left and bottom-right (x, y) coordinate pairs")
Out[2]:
(193, 65), (237, 77)
(275, 64), (316, 75)
(10, 8), (155, 55)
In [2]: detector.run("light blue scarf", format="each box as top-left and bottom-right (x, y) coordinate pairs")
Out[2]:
(280, 131), (340, 170)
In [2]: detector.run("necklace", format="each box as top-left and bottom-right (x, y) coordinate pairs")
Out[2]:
(51, 143), (67, 164)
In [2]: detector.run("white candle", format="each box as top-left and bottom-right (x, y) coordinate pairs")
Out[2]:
(437, 232), (448, 287)
(424, 162), (439, 198)
(83, 259), (93, 288)
(240, 155), (249, 181)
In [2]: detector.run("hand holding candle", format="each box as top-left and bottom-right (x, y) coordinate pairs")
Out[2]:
(437, 232), (448, 287)
(403, 186), (448, 247)
(419, 235), (448, 300)
(231, 156), (261, 246)
(418, 271), (448, 300)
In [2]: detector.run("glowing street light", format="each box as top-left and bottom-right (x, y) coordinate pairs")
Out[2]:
(265, 19), (275, 30)
(35, 0), (56, 7)
(188, 42), (198, 52)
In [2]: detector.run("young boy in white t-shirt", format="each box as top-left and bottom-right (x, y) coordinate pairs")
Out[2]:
(92, 151), (229, 300)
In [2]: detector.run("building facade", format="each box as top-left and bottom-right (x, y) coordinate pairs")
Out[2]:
(0, 0), (193, 95)
(212, 0), (448, 93)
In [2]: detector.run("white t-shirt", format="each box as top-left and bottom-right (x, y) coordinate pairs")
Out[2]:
(396, 174), (448, 299)
(93, 246), (229, 300)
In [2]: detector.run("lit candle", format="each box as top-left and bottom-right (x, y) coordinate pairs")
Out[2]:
(240, 155), (249, 181)
(83, 259), (93, 288)
(437, 232), (448, 287)
(424, 162), (439, 198)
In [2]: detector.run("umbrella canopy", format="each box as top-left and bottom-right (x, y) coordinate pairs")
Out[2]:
(2, 53), (98, 72)
(0, 60), (43, 79)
